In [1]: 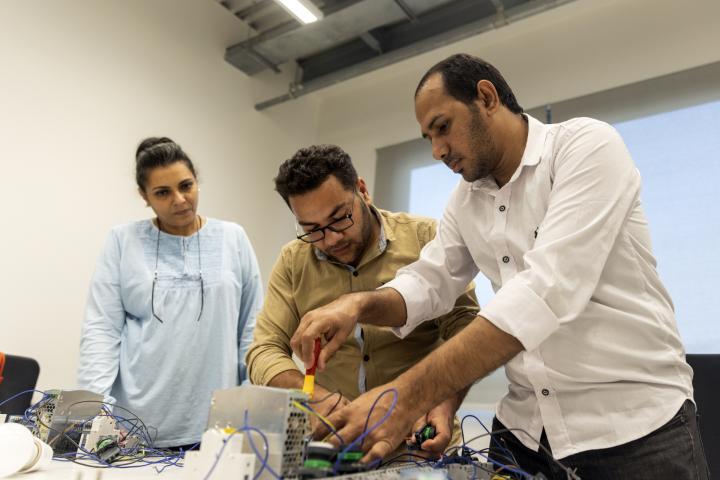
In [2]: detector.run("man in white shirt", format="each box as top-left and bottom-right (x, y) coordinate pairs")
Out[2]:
(290, 54), (709, 478)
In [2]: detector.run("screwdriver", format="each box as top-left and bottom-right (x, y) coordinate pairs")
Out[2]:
(302, 338), (321, 399)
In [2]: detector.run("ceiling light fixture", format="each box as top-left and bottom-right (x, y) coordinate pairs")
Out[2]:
(274, 0), (323, 25)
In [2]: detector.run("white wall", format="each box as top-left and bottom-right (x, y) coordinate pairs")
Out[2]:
(0, 0), (319, 391)
(3, 0), (719, 399)
(312, 0), (720, 192)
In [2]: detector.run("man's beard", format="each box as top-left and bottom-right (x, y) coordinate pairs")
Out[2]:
(463, 107), (496, 182)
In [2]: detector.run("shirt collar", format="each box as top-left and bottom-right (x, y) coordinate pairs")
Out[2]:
(470, 113), (548, 192)
(313, 206), (388, 264)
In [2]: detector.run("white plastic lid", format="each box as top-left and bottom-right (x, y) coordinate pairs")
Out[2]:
(0, 423), (36, 478)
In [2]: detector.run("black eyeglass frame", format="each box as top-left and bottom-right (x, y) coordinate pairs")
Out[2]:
(151, 217), (204, 323)
(295, 196), (356, 244)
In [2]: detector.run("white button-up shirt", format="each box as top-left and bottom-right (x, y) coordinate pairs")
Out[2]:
(385, 114), (693, 459)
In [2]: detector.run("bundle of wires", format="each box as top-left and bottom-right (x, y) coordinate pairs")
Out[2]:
(379, 414), (581, 480)
(4, 388), (581, 479)
(293, 390), (346, 446)
(2, 389), (190, 473)
(295, 387), (400, 475)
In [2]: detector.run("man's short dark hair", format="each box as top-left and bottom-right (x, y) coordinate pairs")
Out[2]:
(415, 53), (523, 114)
(275, 145), (359, 205)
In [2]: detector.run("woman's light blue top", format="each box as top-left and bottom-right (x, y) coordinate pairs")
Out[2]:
(78, 218), (262, 447)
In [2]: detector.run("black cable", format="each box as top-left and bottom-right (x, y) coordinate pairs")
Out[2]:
(59, 400), (157, 448)
(35, 414), (95, 459)
(462, 414), (519, 466)
(306, 390), (340, 405)
(379, 452), (433, 468)
(31, 398), (179, 471)
(306, 390), (344, 416)
(458, 426), (580, 480)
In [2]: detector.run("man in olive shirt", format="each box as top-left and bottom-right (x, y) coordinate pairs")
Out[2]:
(246, 144), (478, 456)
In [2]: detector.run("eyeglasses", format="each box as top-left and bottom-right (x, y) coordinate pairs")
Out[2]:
(296, 199), (355, 244)
(152, 217), (204, 323)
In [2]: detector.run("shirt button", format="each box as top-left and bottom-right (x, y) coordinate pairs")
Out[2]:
(541, 388), (550, 396)
(502, 256), (510, 263)
(499, 205), (506, 212)
(352, 271), (359, 277)
(363, 354), (370, 362)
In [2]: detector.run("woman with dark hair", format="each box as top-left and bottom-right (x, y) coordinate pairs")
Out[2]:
(78, 137), (262, 448)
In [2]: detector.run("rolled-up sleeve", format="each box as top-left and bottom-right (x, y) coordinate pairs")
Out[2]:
(482, 122), (641, 350)
(436, 281), (480, 340)
(246, 249), (302, 386)
(77, 231), (125, 399)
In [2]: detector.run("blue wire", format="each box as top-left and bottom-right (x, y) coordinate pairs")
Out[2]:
(334, 388), (398, 474)
(431, 453), (481, 480)
(201, 431), (237, 480)
(34, 402), (180, 471)
(299, 400), (345, 446)
(24, 394), (51, 423)
(5, 393), (182, 472)
(243, 410), (280, 480)
(74, 445), (183, 470)
(181, 442), (200, 453)
(0, 389), (52, 428)
(0, 388), (47, 409)
(462, 444), (531, 479)
(461, 414), (517, 467)
(201, 410), (280, 480)
(15, 397), (45, 428)
(103, 410), (155, 447)
(153, 453), (183, 473)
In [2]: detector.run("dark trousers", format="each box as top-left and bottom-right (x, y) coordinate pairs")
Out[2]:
(489, 400), (710, 480)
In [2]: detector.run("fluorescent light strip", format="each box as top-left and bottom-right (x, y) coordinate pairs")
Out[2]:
(275, 0), (323, 24)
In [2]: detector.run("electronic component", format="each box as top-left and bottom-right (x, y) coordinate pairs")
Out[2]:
(32, 389), (104, 454)
(95, 437), (121, 463)
(306, 464), (492, 480)
(333, 450), (368, 474)
(299, 442), (371, 478)
(184, 427), (255, 480)
(207, 385), (311, 479)
(2, 390), (104, 455)
(416, 424), (436, 445)
(78, 411), (121, 456)
(200, 386), (508, 480)
(408, 423), (436, 451)
(300, 441), (335, 478)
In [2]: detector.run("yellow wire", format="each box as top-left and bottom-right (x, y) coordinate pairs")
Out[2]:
(292, 400), (339, 442)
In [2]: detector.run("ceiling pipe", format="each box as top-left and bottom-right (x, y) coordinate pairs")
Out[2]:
(255, 0), (577, 111)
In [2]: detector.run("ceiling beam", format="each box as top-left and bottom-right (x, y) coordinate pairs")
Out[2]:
(488, 0), (508, 25)
(393, 0), (417, 21)
(255, 0), (578, 110)
(359, 32), (383, 54)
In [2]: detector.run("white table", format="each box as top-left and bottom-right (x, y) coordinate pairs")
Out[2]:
(8, 459), (186, 479)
